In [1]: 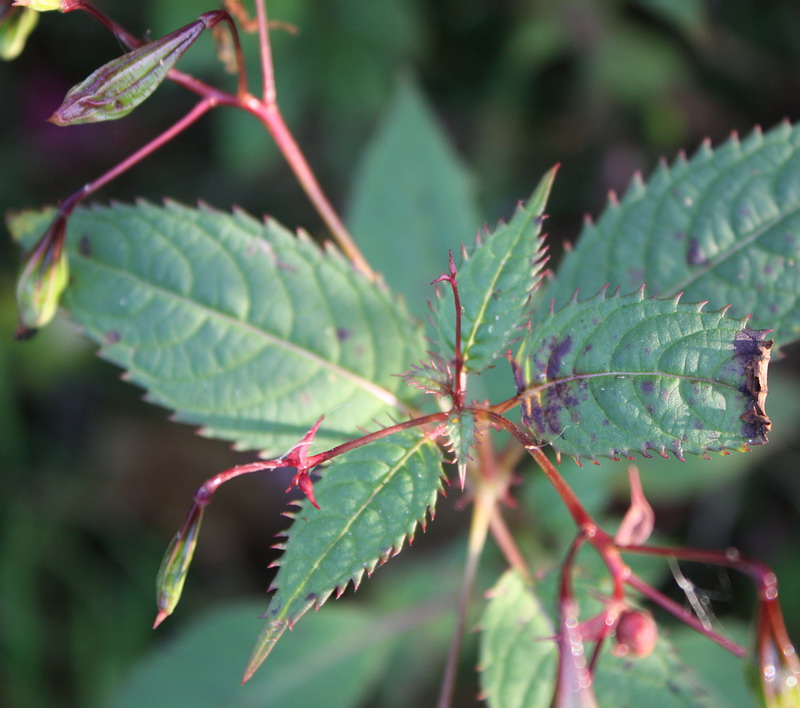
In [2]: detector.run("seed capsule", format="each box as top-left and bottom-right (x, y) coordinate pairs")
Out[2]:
(49, 15), (213, 125)
(15, 215), (69, 338)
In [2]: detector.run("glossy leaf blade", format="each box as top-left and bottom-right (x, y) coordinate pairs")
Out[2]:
(245, 429), (443, 679)
(434, 166), (556, 373)
(346, 80), (481, 319)
(9, 202), (424, 455)
(518, 289), (772, 462)
(479, 571), (716, 708)
(540, 122), (800, 349)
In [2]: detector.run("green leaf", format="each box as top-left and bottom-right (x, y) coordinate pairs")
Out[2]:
(480, 571), (717, 708)
(541, 122), (800, 350)
(517, 289), (772, 462)
(433, 166), (556, 373)
(479, 571), (557, 708)
(111, 602), (393, 708)
(245, 428), (443, 679)
(8, 202), (424, 455)
(444, 409), (478, 487)
(346, 80), (481, 319)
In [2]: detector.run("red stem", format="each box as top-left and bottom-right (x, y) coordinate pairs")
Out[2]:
(59, 99), (217, 218)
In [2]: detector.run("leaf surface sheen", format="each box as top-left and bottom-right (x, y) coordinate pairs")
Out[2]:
(518, 289), (772, 462)
(9, 202), (424, 455)
(541, 122), (800, 349)
(433, 166), (556, 373)
(245, 428), (443, 678)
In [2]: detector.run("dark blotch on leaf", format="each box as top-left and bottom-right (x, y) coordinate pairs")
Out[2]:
(104, 330), (121, 344)
(733, 329), (772, 444)
(79, 235), (91, 256)
(687, 238), (710, 266)
(641, 380), (654, 394)
(546, 335), (572, 378)
(336, 328), (352, 342)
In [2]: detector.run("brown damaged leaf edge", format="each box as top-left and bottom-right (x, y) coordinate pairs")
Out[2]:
(734, 328), (772, 445)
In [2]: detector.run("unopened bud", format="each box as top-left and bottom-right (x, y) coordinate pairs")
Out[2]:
(749, 603), (800, 707)
(613, 610), (658, 658)
(49, 13), (222, 125)
(0, 6), (38, 60)
(15, 215), (68, 338)
(153, 503), (204, 628)
(12, 0), (63, 12)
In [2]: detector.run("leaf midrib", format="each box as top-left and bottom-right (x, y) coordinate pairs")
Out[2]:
(462, 214), (537, 361)
(523, 370), (742, 398)
(76, 254), (403, 409)
(275, 435), (431, 624)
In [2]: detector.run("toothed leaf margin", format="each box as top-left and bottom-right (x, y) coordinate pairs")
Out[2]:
(244, 428), (444, 679)
(517, 288), (772, 463)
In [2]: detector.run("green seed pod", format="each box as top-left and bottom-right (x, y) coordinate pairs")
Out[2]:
(0, 6), (38, 60)
(153, 503), (205, 628)
(15, 215), (69, 338)
(49, 15), (212, 125)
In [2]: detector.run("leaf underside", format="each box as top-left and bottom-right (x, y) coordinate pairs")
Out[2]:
(245, 429), (443, 679)
(8, 202), (424, 455)
(479, 571), (716, 708)
(432, 166), (556, 374)
(517, 288), (772, 462)
(540, 121), (800, 350)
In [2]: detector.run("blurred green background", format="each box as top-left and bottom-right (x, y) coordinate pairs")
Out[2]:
(2, 1), (800, 706)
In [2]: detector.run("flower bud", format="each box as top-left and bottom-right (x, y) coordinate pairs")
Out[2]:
(153, 503), (205, 628)
(613, 610), (658, 658)
(0, 5), (38, 60)
(49, 15), (214, 125)
(12, 0), (63, 11)
(749, 602), (800, 708)
(15, 215), (69, 338)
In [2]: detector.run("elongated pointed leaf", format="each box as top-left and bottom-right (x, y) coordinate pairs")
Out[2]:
(244, 429), (443, 679)
(541, 122), (800, 349)
(444, 409), (478, 487)
(517, 289), (772, 462)
(433, 166), (556, 373)
(8, 202), (424, 455)
(346, 80), (481, 318)
(479, 571), (716, 708)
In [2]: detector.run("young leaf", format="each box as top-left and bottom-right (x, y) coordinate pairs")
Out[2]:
(540, 122), (800, 350)
(433, 166), (556, 374)
(444, 409), (478, 488)
(479, 571), (718, 708)
(8, 202), (424, 455)
(244, 429), (443, 680)
(516, 288), (772, 462)
(346, 80), (481, 319)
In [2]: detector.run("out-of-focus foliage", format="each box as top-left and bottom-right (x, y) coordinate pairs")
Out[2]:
(2, 1), (800, 706)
